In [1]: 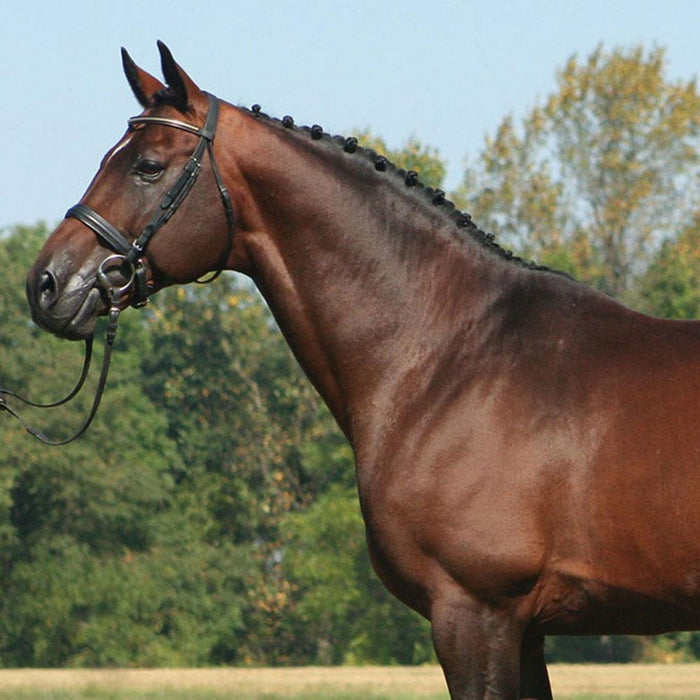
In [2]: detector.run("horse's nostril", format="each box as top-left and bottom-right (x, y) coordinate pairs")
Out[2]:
(38, 270), (57, 306)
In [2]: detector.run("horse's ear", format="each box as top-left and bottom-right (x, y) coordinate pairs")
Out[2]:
(157, 40), (204, 113)
(121, 47), (165, 108)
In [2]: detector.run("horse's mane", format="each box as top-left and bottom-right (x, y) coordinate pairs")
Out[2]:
(243, 104), (560, 276)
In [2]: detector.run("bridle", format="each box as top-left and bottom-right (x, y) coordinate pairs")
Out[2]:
(0, 92), (234, 445)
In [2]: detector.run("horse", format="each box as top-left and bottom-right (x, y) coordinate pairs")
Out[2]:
(22, 42), (700, 699)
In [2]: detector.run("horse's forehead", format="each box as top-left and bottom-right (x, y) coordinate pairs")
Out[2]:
(102, 131), (136, 166)
(97, 123), (185, 175)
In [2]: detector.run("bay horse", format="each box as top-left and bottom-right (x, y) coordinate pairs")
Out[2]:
(23, 43), (700, 698)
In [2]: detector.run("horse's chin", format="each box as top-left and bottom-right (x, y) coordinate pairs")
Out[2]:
(62, 289), (103, 339)
(32, 288), (103, 341)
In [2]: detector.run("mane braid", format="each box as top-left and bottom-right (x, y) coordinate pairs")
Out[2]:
(243, 105), (560, 276)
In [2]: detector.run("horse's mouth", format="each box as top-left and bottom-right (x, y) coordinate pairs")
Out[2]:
(31, 287), (105, 341)
(61, 288), (105, 339)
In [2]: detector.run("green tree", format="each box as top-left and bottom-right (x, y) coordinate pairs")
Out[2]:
(458, 45), (700, 300)
(140, 278), (323, 544)
(635, 213), (700, 318)
(280, 485), (434, 665)
(0, 224), (257, 667)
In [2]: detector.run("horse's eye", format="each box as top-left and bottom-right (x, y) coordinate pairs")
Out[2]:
(135, 159), (165, 181)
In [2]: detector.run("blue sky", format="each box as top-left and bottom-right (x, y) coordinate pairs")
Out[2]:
(2, 0), (699, 228)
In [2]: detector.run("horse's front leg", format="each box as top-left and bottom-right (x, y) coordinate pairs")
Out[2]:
(431, 596), (523, 699)
(520, 633), (553, 700)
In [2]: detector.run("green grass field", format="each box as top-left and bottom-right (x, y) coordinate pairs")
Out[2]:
(2, 665), (700, 699)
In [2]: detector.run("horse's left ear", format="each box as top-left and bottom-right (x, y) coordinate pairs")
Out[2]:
(122, 47), (165, 108)
(157, 40), (205, 113)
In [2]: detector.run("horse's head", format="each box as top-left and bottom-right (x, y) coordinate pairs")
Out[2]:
(27, 42), (245, 340)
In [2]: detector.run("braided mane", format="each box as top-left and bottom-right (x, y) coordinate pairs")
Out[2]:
(243, 104), (556, 275)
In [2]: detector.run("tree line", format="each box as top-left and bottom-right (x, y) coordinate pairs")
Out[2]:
(2, 44), (700, 666)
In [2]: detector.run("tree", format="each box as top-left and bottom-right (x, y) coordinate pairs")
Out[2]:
(458, 45), (700, 300)
(280, 484), (434, 665)
(139, 277), (324, 544)
(635, 213), (700, 319)
(0, 225), (256, 667)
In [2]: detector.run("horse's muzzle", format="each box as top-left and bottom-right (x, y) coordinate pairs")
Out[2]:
(26, 257), (104, 340)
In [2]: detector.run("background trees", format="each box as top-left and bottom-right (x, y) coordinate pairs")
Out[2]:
(457, 45), (700, 302)
(637, 214), (700, 319)
(2, 43), (700, 667)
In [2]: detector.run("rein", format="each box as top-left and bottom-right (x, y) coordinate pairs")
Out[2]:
(0, 279), (123, 445)
(0, 92), (234, 445)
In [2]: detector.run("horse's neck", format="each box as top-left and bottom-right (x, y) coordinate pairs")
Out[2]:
(234, 116), (515, 446)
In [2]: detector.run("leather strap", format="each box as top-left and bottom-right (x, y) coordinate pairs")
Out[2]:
(65, 203), (132, 256)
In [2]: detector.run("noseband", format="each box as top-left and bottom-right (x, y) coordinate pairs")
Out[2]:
(0, 92), (234, 445)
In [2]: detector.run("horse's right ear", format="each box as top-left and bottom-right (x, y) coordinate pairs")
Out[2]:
(121, 47), (165, 108)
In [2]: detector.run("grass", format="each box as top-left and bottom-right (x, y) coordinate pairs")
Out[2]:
(1, 664), (700, 699)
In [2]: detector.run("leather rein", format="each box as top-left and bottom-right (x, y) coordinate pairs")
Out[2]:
(0, 92), (234, 445)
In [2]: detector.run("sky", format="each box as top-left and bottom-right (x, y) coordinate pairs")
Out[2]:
(2, 0), (700, 228)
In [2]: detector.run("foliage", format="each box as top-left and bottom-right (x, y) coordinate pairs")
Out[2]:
(281, 485), (433, 665)
(545, 635), (643, 664)
(457, 45), (700, 300)
(0, 225), (255, 668)
(634, 213), (700, 319)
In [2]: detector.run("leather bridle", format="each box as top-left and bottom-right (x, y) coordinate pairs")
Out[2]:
(0, 92), (234, 444)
